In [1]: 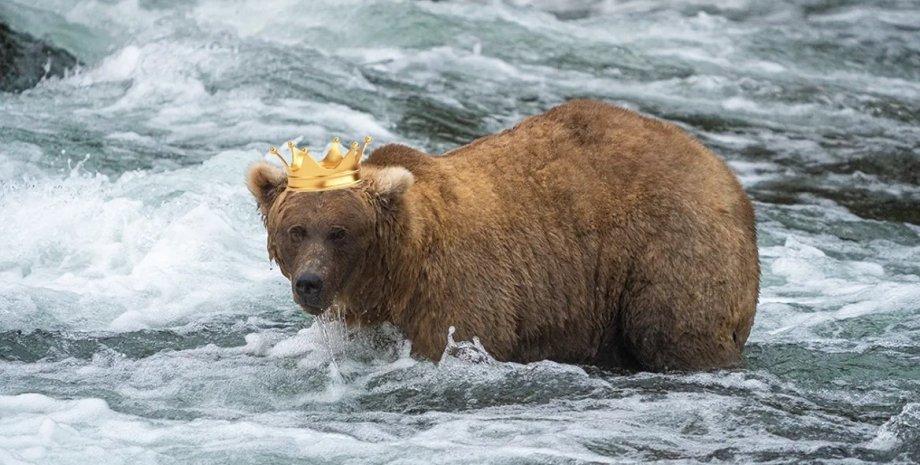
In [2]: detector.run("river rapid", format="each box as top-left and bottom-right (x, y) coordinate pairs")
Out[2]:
(1, 1), (918, 463)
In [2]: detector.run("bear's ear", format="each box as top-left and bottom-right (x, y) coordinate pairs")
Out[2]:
(246, 161), (287, 218)
(361, 165), (415, 207)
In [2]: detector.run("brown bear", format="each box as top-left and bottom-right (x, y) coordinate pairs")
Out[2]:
(247, 99), (759, 371)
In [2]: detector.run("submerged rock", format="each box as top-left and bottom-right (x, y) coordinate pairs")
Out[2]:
(0, 22), (79, 92)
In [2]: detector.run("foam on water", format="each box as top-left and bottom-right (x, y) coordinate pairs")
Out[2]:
(1, 0), (918, 463)
(0, 150), (283, 331)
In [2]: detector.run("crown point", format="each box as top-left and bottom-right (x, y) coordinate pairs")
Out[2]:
(332, 136), (341, 144)
(268, 145), (289, 167)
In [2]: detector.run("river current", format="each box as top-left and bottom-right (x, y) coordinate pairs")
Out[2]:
(1, 1), (918, 463)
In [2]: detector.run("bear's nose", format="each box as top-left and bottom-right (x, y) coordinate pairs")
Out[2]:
(294, 273), (323, 305)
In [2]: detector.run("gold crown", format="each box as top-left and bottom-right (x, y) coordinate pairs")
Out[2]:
(269, 136), (372, 192)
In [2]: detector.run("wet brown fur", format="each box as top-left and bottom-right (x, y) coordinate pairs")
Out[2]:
(247, 99), (759, 371)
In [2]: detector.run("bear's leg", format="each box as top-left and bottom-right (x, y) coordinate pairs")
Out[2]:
(615, 239), (757, 372)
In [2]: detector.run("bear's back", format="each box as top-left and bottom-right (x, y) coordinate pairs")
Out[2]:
(368, 99), (754, 257)
(436, 100), (752, 243)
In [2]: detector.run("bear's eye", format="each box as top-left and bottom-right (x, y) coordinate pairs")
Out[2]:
(288, 226), (307, 243)
(327, 227), (347, 244)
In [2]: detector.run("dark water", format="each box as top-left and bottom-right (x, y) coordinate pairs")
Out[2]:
(1, 1), (918, 463)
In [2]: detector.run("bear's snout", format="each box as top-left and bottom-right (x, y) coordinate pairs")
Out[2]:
(294, 273), (324, 310)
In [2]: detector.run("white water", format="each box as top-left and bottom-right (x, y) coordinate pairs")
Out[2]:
(1, 0), (918, 463)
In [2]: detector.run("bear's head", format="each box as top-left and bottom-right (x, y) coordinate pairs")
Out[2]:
(247, 160), (414, 315)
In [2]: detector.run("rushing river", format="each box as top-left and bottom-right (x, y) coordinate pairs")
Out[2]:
(1, 1), (918, 463)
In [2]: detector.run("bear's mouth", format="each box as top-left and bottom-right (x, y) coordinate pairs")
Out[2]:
(291, 293), (328, 316)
